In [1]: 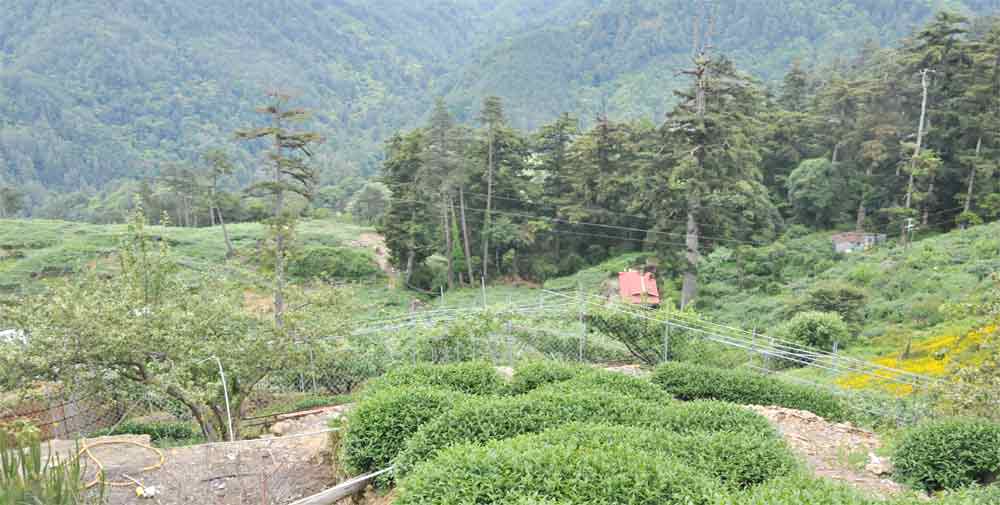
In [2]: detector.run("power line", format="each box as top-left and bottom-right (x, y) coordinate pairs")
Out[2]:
(389, 194), (972, 254)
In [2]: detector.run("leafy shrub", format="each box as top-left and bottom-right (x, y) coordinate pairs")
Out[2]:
(406, 317), (501, 364)
(315, 350), (385, 394)
(362, 362), (507, 396)
(892, 418), (1000, 491)
(396, 436), (724, 505)
(1, 422), (95, 505)
(799, 282), (868, 324)
(288, 246), (380, 281)
(652, 362), (848, 421)
(516, 423), (797, 489)
(394, 388), (769, 477)
(779, 311), (851, 352)
(532, 369), (673, 404)
(585, 304), (702, 366)
(93, 419), (200, 443)
(508, 361), (588, 394)
(340, 385), (459, 474)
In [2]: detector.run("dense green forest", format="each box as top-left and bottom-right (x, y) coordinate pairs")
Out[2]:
(1, 0), (998, 221)
(381, 11), (1000, 309)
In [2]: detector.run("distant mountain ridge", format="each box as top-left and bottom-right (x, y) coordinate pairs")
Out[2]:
(0, 0), (997, 210)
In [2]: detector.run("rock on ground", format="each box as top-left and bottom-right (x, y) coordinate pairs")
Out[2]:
(749, 405), (906, 498)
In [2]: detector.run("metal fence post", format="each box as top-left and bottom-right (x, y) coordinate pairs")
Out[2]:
(662, 322), (671, 363)
(506, 317), (514, 366)
(831, 341), (839, 377)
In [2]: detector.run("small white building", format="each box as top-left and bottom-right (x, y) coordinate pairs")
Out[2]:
(831, 232), (886, 253)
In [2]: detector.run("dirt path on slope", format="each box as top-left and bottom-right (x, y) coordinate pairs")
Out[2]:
(48, 406), (349, 505)
(352, 233), (392, 275)
(750, 406), (906, 498)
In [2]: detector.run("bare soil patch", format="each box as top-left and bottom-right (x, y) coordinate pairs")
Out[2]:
(48, 407), (349, 505)
(750, 405), (907, 498)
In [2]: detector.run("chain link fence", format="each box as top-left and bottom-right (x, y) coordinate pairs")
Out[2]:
(1, 387), (125, 441)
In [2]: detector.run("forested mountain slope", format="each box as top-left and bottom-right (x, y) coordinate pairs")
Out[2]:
(448, 0), (1000, 128)
(1, 0), (998, 216)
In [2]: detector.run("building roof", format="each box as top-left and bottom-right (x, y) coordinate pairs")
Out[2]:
(831, 232), (870, 244)
(618, 271), (660, 305)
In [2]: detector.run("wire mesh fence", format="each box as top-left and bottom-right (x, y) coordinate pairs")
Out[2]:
(1, 387), (126, 441)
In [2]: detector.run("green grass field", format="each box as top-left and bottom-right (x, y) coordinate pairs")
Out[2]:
(0, 218), (377, 292)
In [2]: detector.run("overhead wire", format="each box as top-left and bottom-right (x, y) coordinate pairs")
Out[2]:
(388, 193), (971, 256)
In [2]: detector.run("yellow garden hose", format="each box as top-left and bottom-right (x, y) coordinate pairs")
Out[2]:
(77, 439), (166, 489)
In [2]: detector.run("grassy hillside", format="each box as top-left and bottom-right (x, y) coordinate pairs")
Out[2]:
(538, 222), (999, 385)
(700, 223), (999, 355)
(0, 218), (377, 292)
(4, 217), (996, 385)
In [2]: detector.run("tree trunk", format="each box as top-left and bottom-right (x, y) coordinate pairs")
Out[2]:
(681, 194), (700, 310)
(482, 130), (495, 280)
(443, 194), (454, 290)
(905, 69), (930, 212)
(459, 187), (474, 284)
(210, 182), (218, 227)
(922, 177), (935, 226)
(405, 250), (415, 284)
(964, 136), (982, 214)
(904, 69), (930, 244)
(217, 206), (235, 259)
(856, 164), (872, 233)
(166, 385), (219, 442)
(681, 51), (708, 310)
(273, 113), (286, 328)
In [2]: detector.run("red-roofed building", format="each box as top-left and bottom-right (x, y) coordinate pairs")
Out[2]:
(618, 271), (660, 306)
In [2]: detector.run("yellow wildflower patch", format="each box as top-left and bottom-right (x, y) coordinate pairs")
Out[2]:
(836, 325), (995, 396)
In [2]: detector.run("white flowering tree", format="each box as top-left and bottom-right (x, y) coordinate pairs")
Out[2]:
(2, 210), (292, 441)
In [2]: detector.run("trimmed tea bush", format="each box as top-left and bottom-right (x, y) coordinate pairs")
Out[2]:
(652, 362), (848, 420)
(893, 418), (1000, 491)
(396, 436), (724, 505)
(517, 423), (797, 489)
(362, 361), (506, 396)
(721, 473), (877, 505)
(288, 246), (380, 281)
(508, 360), (588, 394)
(532, 368), (672, 403)
(394, 389), (771, 476)
(340, 385), (459, 474)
